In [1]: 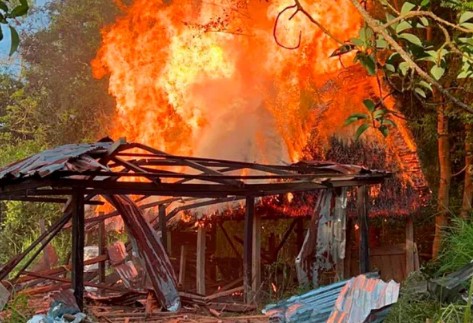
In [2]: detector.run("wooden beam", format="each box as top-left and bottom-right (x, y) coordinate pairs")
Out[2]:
(71, 191), (85, 310)
(98, 213), (106, 288)
(406, 216), (415, 275)
(178, 245), (187, 288)
(357, 186), (369, 274)
(251, 211), (261, 302)
(344, 217), (353, 279)
(159, 205), (167, 251)
(196, 226), (206, 295)
(218, 222), (241, 258)
(272, 219), (298, 261)
(243, 196), (254, 304)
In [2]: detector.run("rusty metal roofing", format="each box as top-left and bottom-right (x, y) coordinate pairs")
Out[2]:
(0, 139), (389, 204)
(328, 275), (399, 323)
(0, 142), (112, 180)
(262, 274), (399, 323)
(262, 279), (348, 322)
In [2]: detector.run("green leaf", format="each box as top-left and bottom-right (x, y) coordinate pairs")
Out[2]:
(356, 52), (376, 75)
(399, 33), (422, 46)
(9, 3), (28, 18)
(460, 11), (473, 24)
(461, 22), (473, 31)
(382, 119), (397, 127)
(385, 63), (395, 72)
(378, 125), (389, 137)
(351, 37), (364, 47)
(9, 26), (19, 56)
(399, 61), (410, 76)
(418, 80), (432, 91)
(376, 38), (388, 49)
(355, 123), (370, 141)
(431, 65), (445, 80)
(415, 87), (426, 98)
(420, 0), (430, 7)
(344, 113), (368, 126)
(0, 1), (8, 13)
(458, 69), (473, 79)
(419, 17), (429, 27)
(373, 109), (386, 120)
(363, 99), (376, 112)
(401, 2), (416, 15)
(396, 21), (412, 33)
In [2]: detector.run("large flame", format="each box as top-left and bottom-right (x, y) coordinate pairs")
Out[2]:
(92, 0), (362, 163)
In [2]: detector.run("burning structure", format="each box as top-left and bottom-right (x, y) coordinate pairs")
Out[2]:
(0, 138), (390, 317)
(0, 0), (430, 320)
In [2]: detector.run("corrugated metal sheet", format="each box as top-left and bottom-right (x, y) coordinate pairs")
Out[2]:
(262, 273), (399, 323)
(0, 142), (112, 180)
(262, 279), (349, 322)
(327, 275), (399, 323)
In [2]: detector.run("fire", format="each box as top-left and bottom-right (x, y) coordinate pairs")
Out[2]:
(92, 0), (362, 163)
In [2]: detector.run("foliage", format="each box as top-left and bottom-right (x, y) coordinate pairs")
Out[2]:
(437, 217), (473, 274)
(2, 292), (31, 322)
(0, 0), (120, 268)
(337, 0), (473, 140)
(0, 0), (29, 55)
(344, 98), (396, 139)
(19, 0), (119, 145)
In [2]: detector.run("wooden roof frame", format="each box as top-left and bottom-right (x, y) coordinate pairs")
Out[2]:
(0, 139), (390, 203)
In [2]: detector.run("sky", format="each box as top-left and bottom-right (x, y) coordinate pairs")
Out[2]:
(0, 0), (50, 75)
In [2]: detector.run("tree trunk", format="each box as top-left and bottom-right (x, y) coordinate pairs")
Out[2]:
(461, 123), (473, 219)
(432, 104), (451, 258)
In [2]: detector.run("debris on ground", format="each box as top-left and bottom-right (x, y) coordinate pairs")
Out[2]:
(262, 273), (400, 323)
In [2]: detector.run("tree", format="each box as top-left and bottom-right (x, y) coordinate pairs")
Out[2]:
(274, 0), (473, 258)
(19, 0), (119, 145)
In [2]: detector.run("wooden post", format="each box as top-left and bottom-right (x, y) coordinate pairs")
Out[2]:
(98, 212), (106, 287)
(296, 218), (304, 252)
(243, 196), (255, 303)
(159, 205), (167, 252)
(357, 186), (369, 274)
(196, 226), (206, 295)
(406, 216), (415, 276)
(71, 192), (85, 310)
(251, 212), (261, 302)
(178, 245), (187, 288)
(344, 217), (353, 278)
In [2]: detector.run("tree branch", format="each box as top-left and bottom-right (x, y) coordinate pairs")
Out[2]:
(349, 0), (473, 114)
(273, 0), (344, 50)
(382, 10), (473, 34)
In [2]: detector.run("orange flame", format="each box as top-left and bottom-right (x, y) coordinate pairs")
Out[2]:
(92, 0), (362, 163)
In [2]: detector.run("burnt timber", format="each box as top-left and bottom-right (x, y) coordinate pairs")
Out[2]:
(0, 138), (389, 311)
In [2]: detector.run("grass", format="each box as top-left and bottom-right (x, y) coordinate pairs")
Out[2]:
(438, 217), (473, 275)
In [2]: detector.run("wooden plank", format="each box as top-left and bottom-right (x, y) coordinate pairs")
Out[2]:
(251, 211), (261, 302)
(357, 186), (369, 273)
(196, 226), (206, 295)
(406, 217), (415, 276)
(344, 217), (352, 278)
(98, 213), (106, 287)
(218, 222), (241, 258)
(178, 245), (187, 288)
(272, 219), (297, 261)
(159, 205), (167, 251)
(71, 191), (85, 310)
(243, 197), (254, 304)
(16, 255), (108, 284)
